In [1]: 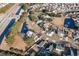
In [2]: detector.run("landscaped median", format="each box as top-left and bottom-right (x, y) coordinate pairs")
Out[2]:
(5, 12), (33, 45)
(6, 18), (23, 44)
(5, 4), (35, 48)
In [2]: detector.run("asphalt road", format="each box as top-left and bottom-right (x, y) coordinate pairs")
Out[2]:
(0, 4), (21, 36)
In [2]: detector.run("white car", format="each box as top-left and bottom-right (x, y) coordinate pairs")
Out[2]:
(26, 31), (33, 37)
(34, 36), (41, 42)
(46, 31), (55, 36)
(46, 26), (57, 37)
(58, 29), (67, 37)
(55, 48), (64, 54)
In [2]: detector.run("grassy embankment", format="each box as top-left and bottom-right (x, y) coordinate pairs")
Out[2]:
(6, 4), (35, 46)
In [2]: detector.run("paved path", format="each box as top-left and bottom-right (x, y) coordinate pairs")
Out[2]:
(0, 4), (21, 35)
(0, 4), (24, 50)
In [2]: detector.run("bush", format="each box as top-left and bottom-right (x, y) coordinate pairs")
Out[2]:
(22, 4), (29, 11)
(24, 36), (35, 47)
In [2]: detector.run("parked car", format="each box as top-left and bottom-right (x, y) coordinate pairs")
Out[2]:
(46, 26), (57, 36)
(58, 28), (68, 37)
(54, 41), (65, 55)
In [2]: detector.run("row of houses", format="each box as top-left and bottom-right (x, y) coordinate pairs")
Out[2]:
(28, 4), (79, 43)
(25, 4), (79, 56)
(30, 3), (79, 14)
(26, 37), (79, 56)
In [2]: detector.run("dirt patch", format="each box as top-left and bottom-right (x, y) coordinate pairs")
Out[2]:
(27, 21), (43, 33)
(51, 16), (65, 29)
(0, 37), (10, 50)
(11, 34), (27, 51)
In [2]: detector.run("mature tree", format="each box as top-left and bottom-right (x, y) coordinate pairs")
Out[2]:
(21, 12), (27, 22)
(22, 4), (29, 11)
(29, 14), (38, 22)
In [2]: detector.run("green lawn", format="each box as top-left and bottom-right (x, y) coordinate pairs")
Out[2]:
(6, 35), (14, 44)
(6, 20), (23, 44)
(24, 36), (35, 47)
(0, 3), (14, 13)
(22, 4), (29, 11)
